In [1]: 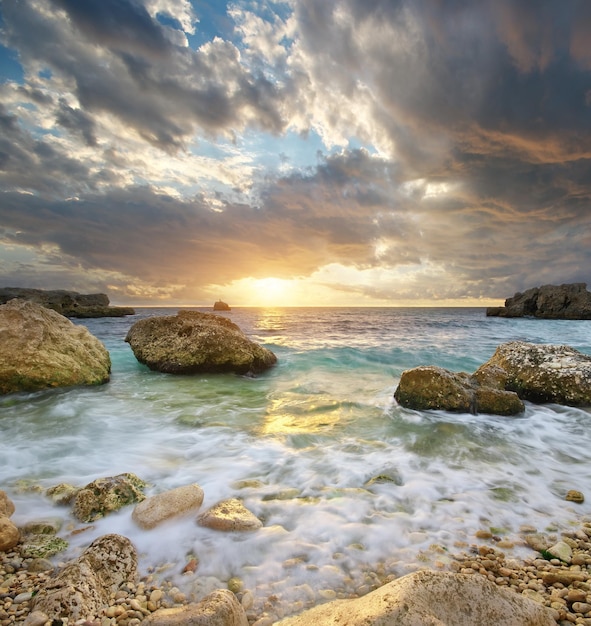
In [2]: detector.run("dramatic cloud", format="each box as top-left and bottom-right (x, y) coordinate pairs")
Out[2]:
(0, 0), (590, 305)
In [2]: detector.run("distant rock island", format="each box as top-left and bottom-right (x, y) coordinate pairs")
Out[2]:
(486, 283), (591, 319)
(0, 287), (135, 318)
(213, 299), (231, 311)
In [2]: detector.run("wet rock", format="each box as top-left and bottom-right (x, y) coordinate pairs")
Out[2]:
(394, 365), (524, 415)
(0, 490), (15, 517)
(486, 283), (591, 319)
(566, 489), (585, 503)
(0, 516), (20, 551)
(197, 498), (262, 532)
(32, 534), (138, 620)
(132, 484), (204, 529)
(475, 341), (591, 405)
(0, 299), (111, 395)
(141, 589), (248, 626)
(547, 541), (572, 564)
(275, 570), (555, 625)
(46, 482), (79, 505)
(72, 472), (147, 522)
(125, 310), (277, 375)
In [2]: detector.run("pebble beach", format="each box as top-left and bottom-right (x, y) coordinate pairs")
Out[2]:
(4, 515), (591, 625)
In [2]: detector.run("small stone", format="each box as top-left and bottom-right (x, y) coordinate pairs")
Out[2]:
(566, 490), (585, 504)
(572, 602), (591, 614)
(22, 611), (49, 626)
(567, 590), (588, 603)
(548, 541), (573, 564)
(227, 577), (243, 593)
(475, 530), (493, 539)
(241, 590), (254, 610)
(149, 589), (163, 604)
(522, 589), (545, 604)
(27, 558), (54, 573)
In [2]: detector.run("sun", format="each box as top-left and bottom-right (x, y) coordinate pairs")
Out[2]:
(250, 277), (291, 305)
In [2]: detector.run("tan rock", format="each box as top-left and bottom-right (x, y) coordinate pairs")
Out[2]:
(141, 589), (248, 626)
(197, 498), (262, 532)
(566, 490), (585, 503)
(125, 310), (277, 375)
(32, 534), (137, 619)
(0, 490), (15, 517)
(275, 570), (555, 626)
(0, 515), (20, 551)
(132, 484), (204, 529)
(0, 299), (110, 395)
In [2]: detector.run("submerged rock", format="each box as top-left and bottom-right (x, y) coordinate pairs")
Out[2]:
(125, 310), (277, 375)
(486, 282), (591, 319)
(72, 472), (147, 522)
(475, 341), (591, 406)
(275, 570), (555, 626)
(32, 534), (138, 620)
(394, 365), (524, 415)
(0, 299), (111, 395)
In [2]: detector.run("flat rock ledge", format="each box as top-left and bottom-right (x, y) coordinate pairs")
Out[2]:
(0, 299), (111, 395)
(0, 287), (135, 318)
(125, 310), (277, 375)
(395, 340), (591, 414)
(276, 570), (555, 626)
(487, 282), (591, 319)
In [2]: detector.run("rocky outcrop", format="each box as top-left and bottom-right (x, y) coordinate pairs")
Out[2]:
(31, 534), (138, 620)
(72, 473), (147, 522)
(0, 287), (135, 317)
(395, 340), (591, 413)
(486, 283), (591, 319)
(141, 589), (248, 626)
(0, 299), (111, 395)
(125, 310), (277, 375)
(394, 365), (525, 415)
(475, 341), (591, 405)
(132, 484), (204, 530)
(276, 570), (555, 626)
(0, 491), (19, 552)
(213, 300), (231, 311)
(197, 498), (263, 532)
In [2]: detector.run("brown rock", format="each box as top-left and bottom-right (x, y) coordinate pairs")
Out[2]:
(0, 490), (15, 517)
(475, 341), (591, 405)
(566, 490), (585, 503)
(32, 534), (138, 620)
(0, 515), (20, 551)
(125, 310), (277, 375)
(0, 299), (111, 395)
(141, 589), (248, 626)
(197, 498), (262, 532)
(275, 570), (555, 626)
(132, 484), (204, 529)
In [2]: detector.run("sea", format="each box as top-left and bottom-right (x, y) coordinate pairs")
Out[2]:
(2, 307), (591, 613)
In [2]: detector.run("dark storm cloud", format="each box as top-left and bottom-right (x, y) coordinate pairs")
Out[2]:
(1, 0), (591, 302)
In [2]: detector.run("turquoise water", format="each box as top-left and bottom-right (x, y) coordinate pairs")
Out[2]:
(1, 307), (590, 614)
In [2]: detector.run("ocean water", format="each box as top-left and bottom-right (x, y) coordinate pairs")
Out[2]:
(1, 307), (591, 613)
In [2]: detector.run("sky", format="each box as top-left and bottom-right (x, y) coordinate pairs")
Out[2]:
(0, 0), (590, 307)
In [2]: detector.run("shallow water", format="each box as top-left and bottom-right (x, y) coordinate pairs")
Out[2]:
(1, 307), (590, 611)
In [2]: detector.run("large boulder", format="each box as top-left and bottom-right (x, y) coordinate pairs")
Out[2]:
(32, 534), (137, 620)
(0, 490), (19, 552)
(487, 283), (591, 319)
(0, 299), (111, 395)
(276, 570), (555, 626)
(72, 473), (147, 522)
(0, 287), (135, 317)
(141, 589), (248, 626)
(394, 365), (524, 415)
(132, 483), (204, 529)
(125, 311), (277, 375)
(475, 341), (591, 405)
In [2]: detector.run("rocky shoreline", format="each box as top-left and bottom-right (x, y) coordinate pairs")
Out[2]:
(3, 514), (591, 625)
